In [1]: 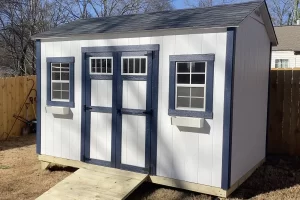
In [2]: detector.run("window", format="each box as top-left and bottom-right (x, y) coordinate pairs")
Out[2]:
(90, 57), (113, 74)
(169, 54), (214, 118)
(176, 62), (206, 110)
(275, 59), (289, 68)
(51, 63), (70, 101)
(47, 57), (75, 108)
(122, 57), (147, 75)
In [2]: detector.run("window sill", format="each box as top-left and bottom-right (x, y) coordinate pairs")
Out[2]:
(47, 101), (75, 108)
(168, 109), (213, 119)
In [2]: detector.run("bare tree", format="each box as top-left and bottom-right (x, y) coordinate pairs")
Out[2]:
(267, 0), (294, 25)
(184, 0), (237, 8)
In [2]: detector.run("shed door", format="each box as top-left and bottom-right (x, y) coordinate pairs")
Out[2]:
(116, 52), (153, 173)
(84, 52), (115, 167)
(83, 49), (158, 174)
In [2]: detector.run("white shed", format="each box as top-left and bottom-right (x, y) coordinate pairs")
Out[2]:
(33, 0), (277, 197)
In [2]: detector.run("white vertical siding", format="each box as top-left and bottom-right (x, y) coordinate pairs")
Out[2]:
(271, 51), (300, 68)
(231, 15), (270, 185)
(40, 28), (227, 187)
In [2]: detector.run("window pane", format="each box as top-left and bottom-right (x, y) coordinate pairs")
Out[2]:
(135, 59), (140, 73)
(52, 72), (60, 80)
(61, 72), (69, 80)
(191, 87), (204, 97)
(62, 83), (69, 91)
(62, 91), (69, 100)
(191, 74), (205, 84)
(177, 87), (190, 97)
(61, 63), (69, 71)
(52, 64), (60, 71)
(177, 97), (190, 108)
(52, 91), (61, 99)
(102, 59), (107, 73)
(107, 59), (112, 73)
(52, 83), (61, 90)
(141, 58), (146, 73)
(91, 59), (95, 73)
(177, 63), (190, 72)
(123, 59), (128, 73)
(191, 98), (204, 109)
(177, 74), (190, 84)
(96, 59), (101, 73)
(192, 62), (205, 72)
(129, 58), (134, 73)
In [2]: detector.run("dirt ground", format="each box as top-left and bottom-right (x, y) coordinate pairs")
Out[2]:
(0, 135), (300, 200)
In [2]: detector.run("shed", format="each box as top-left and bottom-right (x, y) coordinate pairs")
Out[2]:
(32, 0), (277, 197)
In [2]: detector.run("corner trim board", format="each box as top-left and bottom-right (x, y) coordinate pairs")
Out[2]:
(221, 27), (236, 189)
(36, 40), (41, 154)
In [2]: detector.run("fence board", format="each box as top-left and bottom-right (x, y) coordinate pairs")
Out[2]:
(0, 75), (36, 140)
(268, 69), (300, 155)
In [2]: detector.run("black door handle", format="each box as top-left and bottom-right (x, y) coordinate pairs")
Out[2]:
(117, 109), (121, 114)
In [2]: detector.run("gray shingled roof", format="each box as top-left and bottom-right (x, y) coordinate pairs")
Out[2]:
(33, 1), (263, 39)
(272, 26), (300, 51)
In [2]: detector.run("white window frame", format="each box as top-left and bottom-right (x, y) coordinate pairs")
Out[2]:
(89, 57), (113, 75)
(121, 56), (148, 75)
(275, 59), (289, 68)
(51, 63), (70, 102)
(175, 61), (207, 111)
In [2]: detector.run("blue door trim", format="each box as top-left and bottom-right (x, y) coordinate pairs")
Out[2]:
(81, 45), (159, 175)
(221, 27), (236, 190)
(36, 40), (41, 154)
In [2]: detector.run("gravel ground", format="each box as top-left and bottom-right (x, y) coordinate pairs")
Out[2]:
(0, 135), (300, 200)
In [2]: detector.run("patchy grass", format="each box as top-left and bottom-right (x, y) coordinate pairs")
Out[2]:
(0, 135), (72, 200)
(0, 135), (300, 200)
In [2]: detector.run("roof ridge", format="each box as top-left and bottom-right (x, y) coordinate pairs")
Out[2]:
(73, 0), (263, 22)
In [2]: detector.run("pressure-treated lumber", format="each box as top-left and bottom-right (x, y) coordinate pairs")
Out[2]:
(38, 155), (264, 198)
(36, 165), (148, 200)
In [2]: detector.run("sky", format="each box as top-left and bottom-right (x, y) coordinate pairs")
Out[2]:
(173, 0), (187, 9)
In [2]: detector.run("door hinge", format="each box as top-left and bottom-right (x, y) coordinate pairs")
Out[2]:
(84, 105), (92, 111)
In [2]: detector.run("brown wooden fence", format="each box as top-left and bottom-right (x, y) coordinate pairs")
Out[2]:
(268, 69), (300, 155)
(0, 75), (36, 140)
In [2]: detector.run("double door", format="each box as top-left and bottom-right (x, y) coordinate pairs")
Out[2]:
(83, 48), (158, 174)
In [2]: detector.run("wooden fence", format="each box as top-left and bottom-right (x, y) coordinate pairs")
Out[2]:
(268, 69), (300, 155)
(0, 75), (36, 140)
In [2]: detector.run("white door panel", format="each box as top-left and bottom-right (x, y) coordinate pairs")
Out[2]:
(121, 115), (146, 168)
(122, 81), (146, 110)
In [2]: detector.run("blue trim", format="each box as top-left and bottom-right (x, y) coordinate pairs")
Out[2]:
(221, 27), (236, 190)
(169, 54), (215, 62)
(85, 158), (111, 167)
(120, 108), (149, 116)
(80, 52), (86, 161)
(90, 106), (112, 113)
(81, 44), (159, 175)
(266, 43), (272, 157)
(122, 75), (147, 81)
(168, 54), (214, 119)
(90, 75), (113, 80)
(82, 44), (159, 53)
(120, 164), (149, 174)
(36, 40), (41, 154)
(168, 109), (213, 118)
(46, 57), (74, 63)
(46, 57), (75, 108)
(150, 50), (159, 175)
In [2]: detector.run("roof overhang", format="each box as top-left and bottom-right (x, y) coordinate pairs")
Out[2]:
(259, 1), (278, 46)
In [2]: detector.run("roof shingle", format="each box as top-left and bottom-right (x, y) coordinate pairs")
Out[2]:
(33, 1), (263, 39)
(273, 26), (300, 51)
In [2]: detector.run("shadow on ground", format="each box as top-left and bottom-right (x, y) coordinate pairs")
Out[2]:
(128, 156), (300, 200)
(0, 134), (36, 151)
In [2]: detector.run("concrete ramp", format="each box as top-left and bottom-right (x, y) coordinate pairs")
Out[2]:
(36, 168), (148, 200)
